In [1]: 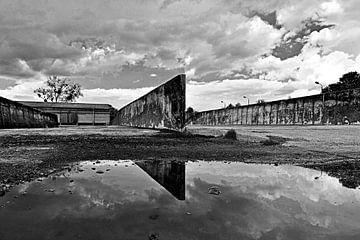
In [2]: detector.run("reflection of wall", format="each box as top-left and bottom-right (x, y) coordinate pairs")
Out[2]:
(0, 96), (58, 129)
(194, 89), (360, 125)
(112, 75), (186, 131)
(135, 160), (185, 200)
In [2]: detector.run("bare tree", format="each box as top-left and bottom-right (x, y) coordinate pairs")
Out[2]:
(34, 76), (83, 102)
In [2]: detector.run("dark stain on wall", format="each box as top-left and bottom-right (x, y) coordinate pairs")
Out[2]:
(194, 89), (360, 126)
(0, 96), (58, 129)
(111, 74), (186, 131)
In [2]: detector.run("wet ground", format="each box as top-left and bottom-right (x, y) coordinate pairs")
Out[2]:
(1, 160), (360, 240)
(1, 126), (360, 190)
(1, 125), (360, 239)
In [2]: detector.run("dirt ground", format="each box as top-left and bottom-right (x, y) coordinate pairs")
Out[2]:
(1, 125), (360, 193)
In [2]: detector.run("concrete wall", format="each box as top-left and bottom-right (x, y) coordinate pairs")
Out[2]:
(0, 96), (58, 129)
(194, 89), (360, 125)
(112, 74), (186, 130)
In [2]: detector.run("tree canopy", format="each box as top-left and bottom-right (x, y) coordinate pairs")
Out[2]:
(185, 106), (197, 123)
(257, 99), (266, 104)
(323, 71), (360, 93)
(34, 76), (83, 103)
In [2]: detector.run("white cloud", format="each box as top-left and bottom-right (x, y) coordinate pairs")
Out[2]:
(81, 87), (155, 109)
(321, 0), (344, 15)
(1, 0), (360, 111)
(187, 79), (283, 110)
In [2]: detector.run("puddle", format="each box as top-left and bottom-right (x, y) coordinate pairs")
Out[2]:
(1, 160), (360, 239)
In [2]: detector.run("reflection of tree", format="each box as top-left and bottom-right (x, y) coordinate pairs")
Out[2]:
(135, 160), (186, 200)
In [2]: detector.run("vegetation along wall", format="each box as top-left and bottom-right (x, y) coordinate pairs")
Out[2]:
(0, 96), (58, 129)
(111, 74), (186, 131)
(194, 88), (360, 125)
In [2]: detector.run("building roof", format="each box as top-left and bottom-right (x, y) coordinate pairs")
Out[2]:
(19, 101), (112, 110)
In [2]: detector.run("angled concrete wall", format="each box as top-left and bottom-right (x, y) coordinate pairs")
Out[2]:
(112, 74), (186, 130)
(194, 88), (360, 126)
(0, 96), (58, 129)
(135, 160), (185, 200)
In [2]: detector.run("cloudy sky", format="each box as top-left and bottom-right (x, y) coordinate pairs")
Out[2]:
(1, 0), (360, 110)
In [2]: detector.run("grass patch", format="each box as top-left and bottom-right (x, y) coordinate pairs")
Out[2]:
(223, 129), (237, 140)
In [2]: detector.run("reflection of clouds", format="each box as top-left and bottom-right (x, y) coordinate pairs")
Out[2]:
(186, 161), (360, 236)
(2, 160), (360, 240)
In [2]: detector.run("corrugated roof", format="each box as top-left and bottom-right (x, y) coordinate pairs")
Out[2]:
(19, 101), (112, 110)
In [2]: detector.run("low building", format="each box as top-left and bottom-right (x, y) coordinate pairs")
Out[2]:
(19, 101), (112, 125)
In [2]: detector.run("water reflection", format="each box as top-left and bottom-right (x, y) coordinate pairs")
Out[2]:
(135, 160), (185, 200)
(0, 160), (360, 240)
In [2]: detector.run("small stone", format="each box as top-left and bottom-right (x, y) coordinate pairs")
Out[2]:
(96, 170), (104, 174)
(149, 214), (159, 220)
(91, 168), (96, 170)
(69, 179), (74, 183)
(96, 160), (101, 164)
(48, 189), (55, 192)
(186, 212), (192, 215)
(208, 186), (221, 195)
(148, 233), (159, 240)
(106, 169), (110, 172)
(0, 190), (5, 197)
(125, 165), (128, 167)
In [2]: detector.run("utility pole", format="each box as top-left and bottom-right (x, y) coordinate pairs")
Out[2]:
(315, 81), (325, 124)
(243, 96), (249, 125)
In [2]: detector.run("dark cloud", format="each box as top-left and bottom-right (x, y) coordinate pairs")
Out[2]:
(72, 61), (184, 89)
(272, 19), (335, 60)
(248, 11), (282, 29)
(0, 60), (38, 79)
(0, 30), (82, 62)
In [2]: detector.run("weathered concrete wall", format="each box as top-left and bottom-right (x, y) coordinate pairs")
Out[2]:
(0, 96), (58, 129)
(112, 74), (186, 130)
(135, 160), (185, 200)
(194, 89), (360, 125)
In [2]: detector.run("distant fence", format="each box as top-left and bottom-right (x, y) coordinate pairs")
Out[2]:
(193, 88), (360, 125)
(112, 74), (186, 131)
(0, 96), (58, 129)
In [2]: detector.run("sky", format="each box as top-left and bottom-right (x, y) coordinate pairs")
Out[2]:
(1, 0), (360, 110)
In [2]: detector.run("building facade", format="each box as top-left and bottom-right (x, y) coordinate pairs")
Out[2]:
(19, 101), (112, 125)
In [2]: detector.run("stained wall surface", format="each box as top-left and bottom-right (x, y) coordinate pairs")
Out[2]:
(112, 74), (186, 130)
(0, 96), (58, 129)
(194, 89), (360, 126)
